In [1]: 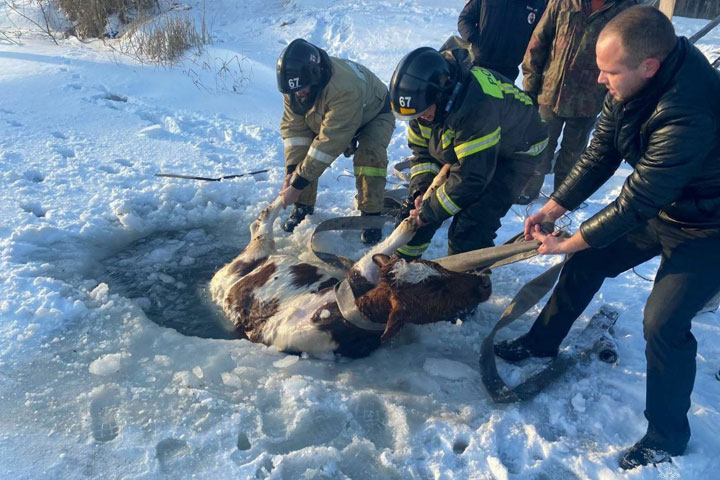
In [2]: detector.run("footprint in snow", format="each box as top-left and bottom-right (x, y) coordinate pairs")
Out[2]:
(51, 144), (76, 158)
(22, 169), (44, 183)
(349, 395), (392, 449)
(114, 158), (132, 167)
(20, 202), (46, 218)
(156, 438), (191, 471)
(90, 390), (121, 442)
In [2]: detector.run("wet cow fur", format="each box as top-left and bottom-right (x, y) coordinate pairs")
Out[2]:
(210, 197), (492, 358)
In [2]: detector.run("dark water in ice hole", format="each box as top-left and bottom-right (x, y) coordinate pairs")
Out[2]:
(97, 227), (249, 339)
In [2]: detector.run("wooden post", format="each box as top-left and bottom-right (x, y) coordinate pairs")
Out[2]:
(659, 0), (676, 19)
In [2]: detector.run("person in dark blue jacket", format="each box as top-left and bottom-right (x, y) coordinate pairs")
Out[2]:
(495, 6), (720, 469)
(457, 0), (546, 81)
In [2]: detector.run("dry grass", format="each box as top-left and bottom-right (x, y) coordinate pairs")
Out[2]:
(121, 12), (202, 65)
(58, 0), (157, 38)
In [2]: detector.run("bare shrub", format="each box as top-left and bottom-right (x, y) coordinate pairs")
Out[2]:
(121, 12), (202, 65)
(2, 0), (66, 44)
(57, 0), (157, 38)
(184, 54), (252, 94)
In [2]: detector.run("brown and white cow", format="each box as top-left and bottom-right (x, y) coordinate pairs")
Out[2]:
(210, 197), (491, 358)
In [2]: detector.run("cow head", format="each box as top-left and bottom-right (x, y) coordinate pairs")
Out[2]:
(360, 253), (492, 343)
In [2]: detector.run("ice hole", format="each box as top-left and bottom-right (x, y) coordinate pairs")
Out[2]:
(98, 227), (248, 339)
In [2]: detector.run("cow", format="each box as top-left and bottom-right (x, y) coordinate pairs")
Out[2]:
(210, 196), (491, 359)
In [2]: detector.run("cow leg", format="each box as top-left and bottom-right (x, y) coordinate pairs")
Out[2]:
(353, 218), (418, 284)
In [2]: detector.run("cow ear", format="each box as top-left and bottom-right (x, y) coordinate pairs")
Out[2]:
(372, 253), (391, 268)
(381, 307), (407, 343)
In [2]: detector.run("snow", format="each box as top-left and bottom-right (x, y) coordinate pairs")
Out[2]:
(1, 1), (719, 479)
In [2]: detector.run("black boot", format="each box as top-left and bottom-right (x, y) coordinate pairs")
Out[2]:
(619, 435), (675, 470)
(494, 333), (558, 362)
(282, 203), (314, 233)
(360, 211), (382, 245)
(516, 172), (544, 205)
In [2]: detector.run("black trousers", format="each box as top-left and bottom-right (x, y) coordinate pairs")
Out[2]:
(401, 155), (535, 257)
(528, 218), (720, 452)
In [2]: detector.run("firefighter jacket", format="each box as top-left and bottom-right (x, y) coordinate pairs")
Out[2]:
(552, 38), (720, 248)
(458, 0), (545, 76)
(522, 0), (637, 118)
(281, 55), (389, 189)
(408, 66), (548, 226)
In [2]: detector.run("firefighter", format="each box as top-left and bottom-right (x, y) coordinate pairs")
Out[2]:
(277, 39), (395, 244)
(390, 46), (548, 259)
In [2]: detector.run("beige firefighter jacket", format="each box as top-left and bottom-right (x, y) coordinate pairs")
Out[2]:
(281, 56), (389, 185)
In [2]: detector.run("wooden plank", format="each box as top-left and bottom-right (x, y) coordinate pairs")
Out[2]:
(659, 0), (677, 18)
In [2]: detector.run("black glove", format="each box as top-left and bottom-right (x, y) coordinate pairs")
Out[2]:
(343, 134), (360, 158)
(395, 195), (415, 227)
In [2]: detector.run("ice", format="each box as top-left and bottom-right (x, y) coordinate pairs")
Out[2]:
(89, 353), (129, 376)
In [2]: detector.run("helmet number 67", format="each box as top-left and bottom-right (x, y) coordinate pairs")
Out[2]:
(398, 96), (412, 108)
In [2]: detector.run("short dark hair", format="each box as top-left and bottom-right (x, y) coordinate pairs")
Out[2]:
(602, 5), (676, 67)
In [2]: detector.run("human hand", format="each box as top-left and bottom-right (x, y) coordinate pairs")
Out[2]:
(531, 226), (589, 255)
(282, 174), (291, 191)
(280, 185), (302, 208)
(524, 198), (566, 240)
(409, 207), (426, 227)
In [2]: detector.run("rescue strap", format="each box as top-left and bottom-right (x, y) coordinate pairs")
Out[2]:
(478, 259), (569, 403)
(331, 231), (547, 333)
(392, 158), (412, 182)
(334, 280), (386, 332)
(480, 302), (620, 404)
(311, 215), (398, 271)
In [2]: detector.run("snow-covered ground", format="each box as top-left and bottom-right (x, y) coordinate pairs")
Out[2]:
(1, 1), (719, 478)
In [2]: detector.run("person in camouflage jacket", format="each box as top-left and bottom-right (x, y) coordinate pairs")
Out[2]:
(278, 39), (394, 242)
(517, 0), (637, 202)
(389, 47), (548, 259)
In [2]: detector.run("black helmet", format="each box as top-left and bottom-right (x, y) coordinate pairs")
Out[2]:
(389, 47), (454, 121)
(277, 39), (325, 94)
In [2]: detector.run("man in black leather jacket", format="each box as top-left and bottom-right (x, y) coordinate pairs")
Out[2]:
(494, 6), (720, 469)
